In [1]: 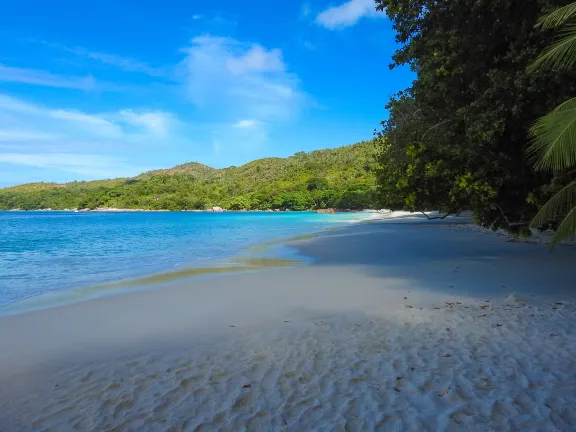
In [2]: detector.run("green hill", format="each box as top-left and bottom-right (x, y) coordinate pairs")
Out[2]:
(0, 141), (378, 211)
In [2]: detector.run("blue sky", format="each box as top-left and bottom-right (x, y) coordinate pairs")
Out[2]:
(0, 0), (413, 187)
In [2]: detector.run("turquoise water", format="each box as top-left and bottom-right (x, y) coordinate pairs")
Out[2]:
(0, 211), (369, 307)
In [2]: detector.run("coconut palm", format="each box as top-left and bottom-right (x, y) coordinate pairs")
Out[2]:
(529, 2), (576, 247)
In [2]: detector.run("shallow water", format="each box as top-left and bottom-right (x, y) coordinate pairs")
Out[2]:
(0, 211), (369, 306)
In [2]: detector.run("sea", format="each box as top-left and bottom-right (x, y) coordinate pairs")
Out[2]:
(0, 211), (372, 309)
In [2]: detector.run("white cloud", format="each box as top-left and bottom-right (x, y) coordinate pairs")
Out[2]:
(0, 64), (96, 90)
(0, 153), (129, 178)
(0, 94), (182, 179)
(0, 130), (60, 142)
(48, 109), (123, 138)
(301, 3), (312, 18)
(316, 0), (379, 29)
(0, 94), (173, 140)
(1, 32), (314, 182)
(116, 110), (174, 136)
(50, 109), (118, 128)
(0, 94), (44, 114)
(233, 119), (262, 128)
(37, 41), (166, 78)
(180, 35), (306, 120)
(192, 14), (203, 20)
(80, 51), (166, 77)
(226, 45), (285, 74)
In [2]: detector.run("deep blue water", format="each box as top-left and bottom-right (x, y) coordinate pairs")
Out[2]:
(0, 211), (369, 306)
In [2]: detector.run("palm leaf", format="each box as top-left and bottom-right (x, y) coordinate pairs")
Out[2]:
(529, 2), (576, 248)
(531, 180), (576, 227)
(529, 97), (576, 171)
(551, 205), (576, 247)
(536, 2), (576, 30)
(529, 23), (576, 71)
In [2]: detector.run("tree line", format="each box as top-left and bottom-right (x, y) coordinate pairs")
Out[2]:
(374, 0), (576, 246)
(0, 142), (378, 211)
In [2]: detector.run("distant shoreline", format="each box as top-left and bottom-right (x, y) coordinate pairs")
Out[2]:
(3, 207), (386, 213)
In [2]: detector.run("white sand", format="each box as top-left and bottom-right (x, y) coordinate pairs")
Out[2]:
(1, 217), (576, 431)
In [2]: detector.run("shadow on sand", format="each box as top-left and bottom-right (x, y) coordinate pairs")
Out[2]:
(295, 220), (576, 299)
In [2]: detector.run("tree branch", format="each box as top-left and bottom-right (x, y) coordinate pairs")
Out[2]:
(497, 206), (510, 226)
(420, 211), (453, 220)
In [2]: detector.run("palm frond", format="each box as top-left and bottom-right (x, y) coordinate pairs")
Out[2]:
(529, 98), (576, 171)
(529, 23), (576, 71)
(531, 180), (576, 227)
(536, 2), (576, 30)
(551, 205), (576, 247)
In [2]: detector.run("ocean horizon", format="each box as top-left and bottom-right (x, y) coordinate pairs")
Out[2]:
(0, 211), (372, 308)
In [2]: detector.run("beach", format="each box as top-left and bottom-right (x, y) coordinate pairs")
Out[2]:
(1, 217), (576, 431)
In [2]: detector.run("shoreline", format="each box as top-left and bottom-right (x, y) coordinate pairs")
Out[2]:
(0, 211), (468, 316)
(0, 256), (307, 317)
(0, 209), (551, 322)
(0, 212), (376, 316)
(1, 216), (575, 430)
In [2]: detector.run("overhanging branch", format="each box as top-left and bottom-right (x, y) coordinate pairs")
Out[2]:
(420, 211), (453, 220)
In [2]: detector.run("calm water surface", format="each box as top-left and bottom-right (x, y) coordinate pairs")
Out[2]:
(0, 211), (369, 306)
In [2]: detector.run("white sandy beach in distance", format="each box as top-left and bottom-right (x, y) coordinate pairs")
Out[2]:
(1, 215), (576, 431)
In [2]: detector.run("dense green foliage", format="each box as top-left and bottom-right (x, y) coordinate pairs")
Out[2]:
(529, 2), (576, 246)
(374, 0), (576, 235)
(0, 142), (378, 211)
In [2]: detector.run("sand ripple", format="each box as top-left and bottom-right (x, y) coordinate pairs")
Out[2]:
(5, 299), (576, 431)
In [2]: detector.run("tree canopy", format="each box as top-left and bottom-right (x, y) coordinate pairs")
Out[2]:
(374, 0), (576, 235)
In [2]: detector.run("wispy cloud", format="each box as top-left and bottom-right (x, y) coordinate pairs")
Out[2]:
(180, 35), (306, 120)
(50, 109), (119, 129)
(37, 40), (167, 78)
(177, 35), (309, 160)
(115, 110), (175, 137)
(226, 45), (285, 74)
(0, 130), (60, 142)
(0, 153), (130, 178)
(0, 64), (97, 90)
(76, 50), (166, 77)
(0, 94), (183, 179)
(0, 94), (174, 140)
(316, 0), (379, 30)
(2, 27), (317, 182)
(233, 119), (263, 128)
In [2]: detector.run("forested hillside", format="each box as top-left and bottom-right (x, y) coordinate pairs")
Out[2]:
(0, 141), (377, 211)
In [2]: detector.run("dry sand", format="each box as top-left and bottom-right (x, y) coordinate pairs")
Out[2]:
(1, 216), (576, 431)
